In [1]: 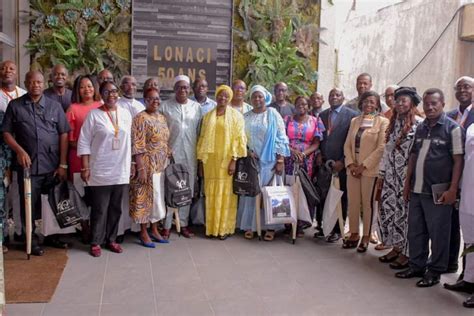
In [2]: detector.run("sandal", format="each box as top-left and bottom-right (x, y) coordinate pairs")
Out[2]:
(375, 243), (390, 251)
(389, 255), (409, 270)
(357, 236), (370, 253)
(263, 230), (275, 241)
(379, 249), (400, 263)
(244, 231), (254, 240)
(342, 238), (359, 249)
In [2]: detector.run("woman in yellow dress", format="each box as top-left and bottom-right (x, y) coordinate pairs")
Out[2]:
(197, 85), (247, 239)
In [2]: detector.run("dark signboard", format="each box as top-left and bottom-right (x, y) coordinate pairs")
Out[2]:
(132, 0), (232, 93)
(147, 39), (217, 90)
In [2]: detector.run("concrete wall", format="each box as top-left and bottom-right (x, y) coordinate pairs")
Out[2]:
(318, 0), (474, 109)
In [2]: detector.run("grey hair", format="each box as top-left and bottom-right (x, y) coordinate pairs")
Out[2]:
(386, 84), (400, 90)
(120, 75), (136, 85)
(454, 76), (474, 88)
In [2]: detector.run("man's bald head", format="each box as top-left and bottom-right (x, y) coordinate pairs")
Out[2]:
(97, 69), (114, 85)
(24, 71), (45, 98)
(328, 88), (345, 107)
(0, 60), (18, 86)
(50, 64), (68, 88)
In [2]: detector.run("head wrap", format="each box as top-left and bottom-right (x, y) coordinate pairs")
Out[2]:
(215, 85), (233, 105)
(249, 85), (272, 106)
(394, 87), (421, 106)
(174, 75), (190, 85)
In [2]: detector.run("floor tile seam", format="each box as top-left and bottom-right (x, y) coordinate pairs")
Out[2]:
(40, 302), (46, 316)
(147, 250), (159, 316)
(98, 253), (109, 316)
(184, 237), (212, 303)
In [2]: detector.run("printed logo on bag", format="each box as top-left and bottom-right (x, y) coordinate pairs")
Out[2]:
(57, 199), (74, 215)
(236, 171), (248, 181)
(176, 179), (187, 189)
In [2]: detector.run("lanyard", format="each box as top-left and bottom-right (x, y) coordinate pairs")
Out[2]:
(1, 87), (18, 101)
(105, 108), (119, 137)
(457, 105), (472, 128)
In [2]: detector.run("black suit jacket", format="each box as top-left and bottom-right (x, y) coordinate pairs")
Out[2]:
(319, 105), (359, 163)
(446, 107), (474, 130)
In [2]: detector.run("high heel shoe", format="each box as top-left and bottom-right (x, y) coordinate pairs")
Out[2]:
(139, 237), (156, 248)
(150, 234), (170, 244)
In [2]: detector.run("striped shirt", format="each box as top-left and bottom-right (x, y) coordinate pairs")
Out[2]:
(410, 113), (464, 194)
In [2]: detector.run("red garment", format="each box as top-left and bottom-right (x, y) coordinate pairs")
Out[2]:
(66, 101), (102, 178)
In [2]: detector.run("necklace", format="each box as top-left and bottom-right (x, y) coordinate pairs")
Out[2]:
(1, 87), (19, 101)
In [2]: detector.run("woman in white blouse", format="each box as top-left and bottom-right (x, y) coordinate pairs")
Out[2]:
(77, 81), (132, 257)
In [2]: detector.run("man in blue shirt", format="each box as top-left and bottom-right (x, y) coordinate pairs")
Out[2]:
(2, 71), (70, 256)
(192, 78), (216, 115)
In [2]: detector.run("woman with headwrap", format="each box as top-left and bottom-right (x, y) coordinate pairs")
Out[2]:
(378, 87), (423, 268)
(236, 85), (290, 241)
(343, 91), (389, 252)
(197, 85), (247, 239)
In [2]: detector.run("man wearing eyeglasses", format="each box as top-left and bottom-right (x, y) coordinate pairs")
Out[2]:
(2, 71), (70, 256)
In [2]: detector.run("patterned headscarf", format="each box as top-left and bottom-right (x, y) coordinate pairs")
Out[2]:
(249, 85), (272, 106)
(215, 85), (233, 105)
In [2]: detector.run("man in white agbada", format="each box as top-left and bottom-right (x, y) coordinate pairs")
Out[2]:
(117, 76), (145, 118)
(159, 75), (202, 239)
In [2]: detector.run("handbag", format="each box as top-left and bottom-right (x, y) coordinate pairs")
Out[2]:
(164, 157), (193, 208)
(233, 155), (261, 196)
(262, 175), (297, 225)
(47, 181), (85, 229)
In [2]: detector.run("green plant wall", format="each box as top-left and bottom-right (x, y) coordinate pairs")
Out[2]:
(232, 0), (322, 96)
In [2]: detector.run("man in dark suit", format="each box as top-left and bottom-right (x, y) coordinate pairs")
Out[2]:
(444, 76), (474, 292)
(317, 88), (359, 242)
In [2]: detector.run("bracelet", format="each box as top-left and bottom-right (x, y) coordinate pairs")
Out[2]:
(131, 161), (136, 165)
(137, 167), (145, 171)
(231, 156), (238, 161)
(59, 164), (68, 169)
(80, 168), (90, 171)
(277, 159), (284, 163)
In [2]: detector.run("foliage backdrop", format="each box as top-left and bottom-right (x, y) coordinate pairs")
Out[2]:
(232, 0), (323, 97)
(25, 0), (131, 79)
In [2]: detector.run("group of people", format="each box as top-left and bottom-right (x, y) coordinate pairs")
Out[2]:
(0, 59), (473, 308)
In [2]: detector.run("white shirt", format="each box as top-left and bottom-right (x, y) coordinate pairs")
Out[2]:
(0, 86), (27, 112)
(117, 97), (145, 118)
(77, 107), (132, 186)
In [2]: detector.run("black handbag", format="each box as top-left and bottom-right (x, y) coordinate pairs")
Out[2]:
(164, 157), (193, 208)
(233, 155), (261, 197)
(295, 165), (320, 211)
(48, 181), (85, 228)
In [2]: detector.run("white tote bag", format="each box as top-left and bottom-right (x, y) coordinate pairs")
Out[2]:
(322, 175), (344, 237)
(151, 172), (167, 222)
(290, 175), (313, 224)
(262, 175), (297, 225)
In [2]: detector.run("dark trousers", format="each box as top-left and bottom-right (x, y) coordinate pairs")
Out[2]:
(448, 207), (461, 269)
(89, 184), (127, 246)
(332, 171), (348, 234)
(408, 193), (452, 274)
(17, 171), (56, 245)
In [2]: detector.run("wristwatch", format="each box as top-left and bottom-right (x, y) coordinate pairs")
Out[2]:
(59, 164), (68, 169)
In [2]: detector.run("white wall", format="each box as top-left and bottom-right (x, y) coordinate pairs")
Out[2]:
(318, 0), (474, 109)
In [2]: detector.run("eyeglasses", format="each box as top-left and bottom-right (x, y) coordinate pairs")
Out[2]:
(102, 89), (119, 96)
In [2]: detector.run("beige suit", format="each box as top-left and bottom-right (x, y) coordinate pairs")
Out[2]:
(344, 115), (389, 236)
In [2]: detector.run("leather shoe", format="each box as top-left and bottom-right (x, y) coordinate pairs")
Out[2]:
(181, 227), (195, 238)
(31, 245), (45, 256)
(443, 280), (474, 294)
(464, 295), (474, 308)
(106, 242), (123, 253)
(416, 272), (440, 287)
(161, 228), (170, 240)
(44, 236), (70, 249)
(395, 268), (424, 279)
(326, 232), (341, 243)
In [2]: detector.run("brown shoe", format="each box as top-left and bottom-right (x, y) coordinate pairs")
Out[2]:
(181, 227), (195, 238)
(161, 228), (170, 240)
(106, 242), (123, 253)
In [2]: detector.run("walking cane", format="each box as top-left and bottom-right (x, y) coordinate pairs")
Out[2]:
(24, 168), (32, 260)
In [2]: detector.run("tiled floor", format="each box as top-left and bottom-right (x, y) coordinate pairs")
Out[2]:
(4, 229), (472, 316)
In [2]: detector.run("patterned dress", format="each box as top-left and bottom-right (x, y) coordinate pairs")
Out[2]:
(284, 115), (325, 178)
(378, 117), (421, 255)
(0, 111), (11, 238)
(129, 112), (169, 224)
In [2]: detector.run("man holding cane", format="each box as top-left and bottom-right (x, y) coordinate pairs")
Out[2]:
(2, 71), (70, 256)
